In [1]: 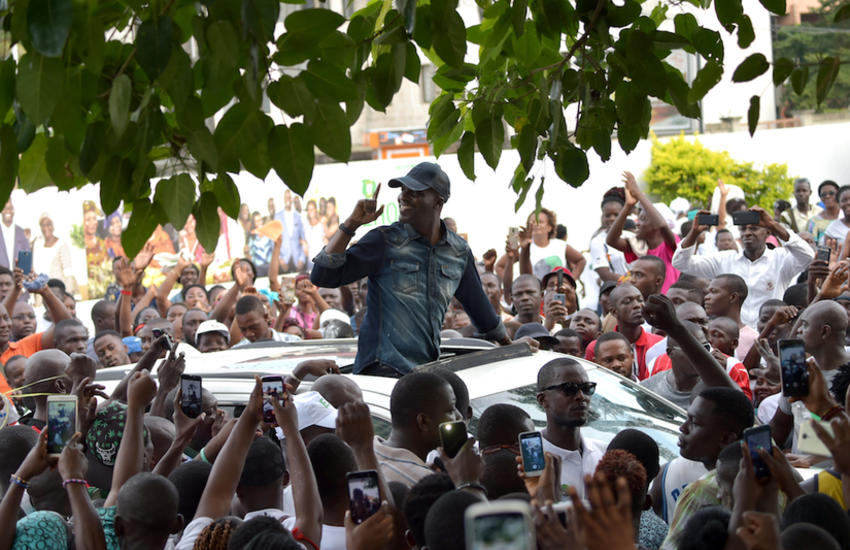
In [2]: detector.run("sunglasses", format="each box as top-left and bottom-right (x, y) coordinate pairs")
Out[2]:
(541, 381), (597, 396)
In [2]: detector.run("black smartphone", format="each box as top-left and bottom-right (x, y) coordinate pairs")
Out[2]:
(347, 470), (381, 524)
(777, 339), (808, 398)
(439, 420), (468, 458)
(519, 431), (545, 477)
(17, 250), (32, 274)
(261, 375), (285, 424)
(180, 374), (203, 419)
(47, 396), (77, 456)
(817, 246), (831, 262)
(732, 210), (760, 226)
(151, 327), (173, 351)
(696, 213), (719, 226)
(744, 425), (772, 479)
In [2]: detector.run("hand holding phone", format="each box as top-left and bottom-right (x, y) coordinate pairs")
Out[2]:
(519, 431), (545, 477)
(180, 375), (203, 419)
(696, 213), (719, 226)
(17, 250), (32, 274)
(732, 210), (761, 226)
(261, 375), (285, 424)
(439, 421), (468, 459)
(465, 501), (536, 550)
(347, 470), (382, 524)
(744, 425), (772, 479)
(47, 396), (77, 456)
(552, 293), (566, 306)
(507, 227), (520, 251)
(817, 246), (832, 263)
(778, 339), (808, 398)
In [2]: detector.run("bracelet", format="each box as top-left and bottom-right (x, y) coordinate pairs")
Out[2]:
(120, 289), (132, 296)
(821, 405), (845, 421)
(9, 474), (29, 489)
(61, 478), (88, 489)
(338, 223), (355, 237)
(456, 482), (488, 496)
(199, 447), (210, 464)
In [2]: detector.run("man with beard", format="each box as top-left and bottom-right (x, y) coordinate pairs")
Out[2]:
(584, 283), (663, 380)
(536, 357), (606, 499)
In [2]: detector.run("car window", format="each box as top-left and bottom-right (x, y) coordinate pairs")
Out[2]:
(469, 369), (686, 462)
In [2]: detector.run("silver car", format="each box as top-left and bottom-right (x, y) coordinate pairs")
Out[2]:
(95, 340), (687, 461)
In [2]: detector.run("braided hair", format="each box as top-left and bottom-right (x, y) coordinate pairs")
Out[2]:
(601, 186), (626, 209)
(193, 517), (241, 550)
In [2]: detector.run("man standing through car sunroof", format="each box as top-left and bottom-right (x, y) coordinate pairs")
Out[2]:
(311, 162), (510, 377)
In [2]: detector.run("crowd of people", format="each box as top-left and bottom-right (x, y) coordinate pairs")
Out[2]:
(0, 163), (850, 549)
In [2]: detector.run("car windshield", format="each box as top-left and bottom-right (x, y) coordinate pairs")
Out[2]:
(468, 368), (686, 462)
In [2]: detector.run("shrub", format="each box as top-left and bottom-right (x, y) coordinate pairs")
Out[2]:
(643, 132), (794, 211)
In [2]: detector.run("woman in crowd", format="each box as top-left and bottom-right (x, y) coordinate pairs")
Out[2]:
(31, 214), (75, 294)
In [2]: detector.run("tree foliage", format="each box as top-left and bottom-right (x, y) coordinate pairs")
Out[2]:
(0, 0), (831, 257)
(644, 133), (794, 210)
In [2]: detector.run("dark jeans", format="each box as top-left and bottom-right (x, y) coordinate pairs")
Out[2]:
(358, 362), (403, 378)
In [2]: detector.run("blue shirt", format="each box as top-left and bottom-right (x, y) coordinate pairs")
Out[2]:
(311, 222), (506, 374)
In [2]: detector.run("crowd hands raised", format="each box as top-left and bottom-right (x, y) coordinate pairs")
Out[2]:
(3, 167), (850, 548)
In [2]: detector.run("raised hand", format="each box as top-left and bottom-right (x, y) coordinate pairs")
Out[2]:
(439, 437), (484, 487)
(517, 452), (562, 503)
(156, 348), (185, 393)
(344, 502), (394, 550)
(347, 184), (384, 229)
(483, 249), (497, 272)
(293, 359), (340, 380)
(812, 411), (850, 476)
(271, 387), (299, 434)
(818, 260), (850, 300)
(114, 257), (138, 288)
(753, 339), (780, 373)
(72, 375), (108, 438)
(233, 261), (253, 288)
(173, 388), (206, 445)
(57, 432), (87, 481)
(735, 511), (782, 550)
(336, 401), (374, 452)
(517, 225), (532, 249)
(133, 242), (155, 271)
(15, 429), (53, 481)
(200, 252), (215, 269)
(127, 370), (157, 410)
(789, 358), (838, 417)
(622, 171), (640, 205)
(642, 294), (678, 333)
(690, 209), (712, 237)
(569, 474), (635, 550)
(718, 179), (729, 197)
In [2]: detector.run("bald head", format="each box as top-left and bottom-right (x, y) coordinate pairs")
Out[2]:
(806, 301), (848, 340)
(311, 375), (363, 408)
(24, 349), (71, 398)
(609, 283), (639, 307)
(116, 472), (181, 534)
(512, 274), (541, 293)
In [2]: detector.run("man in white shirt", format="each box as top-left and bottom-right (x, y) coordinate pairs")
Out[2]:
(672, 206), (814, 327)
(536, 357), (606, 499)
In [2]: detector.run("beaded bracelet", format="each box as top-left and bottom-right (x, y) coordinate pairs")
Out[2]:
(61, 478), (88, 489)
(9, 474), (29, 489)
(822, 405), (845, 421)
(199, 447), (210, 464)
(120, 289), (132, 296)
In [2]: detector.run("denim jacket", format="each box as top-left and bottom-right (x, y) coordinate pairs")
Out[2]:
(311, 222), (507, 374)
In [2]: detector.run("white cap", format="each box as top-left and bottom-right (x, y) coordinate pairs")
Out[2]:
(195, 320), (230, 345)
(670, 197), (690, 216)
(274, 391), (338, 439)
(319, 308), (351, 328)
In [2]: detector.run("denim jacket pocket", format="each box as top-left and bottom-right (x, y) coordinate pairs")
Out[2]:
(438, 263), (463, 296)
(391, 260), (421, 294)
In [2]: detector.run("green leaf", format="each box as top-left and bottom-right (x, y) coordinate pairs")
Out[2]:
(689, 60), (723, 102)
(747, 95), (759, 136)
(285, 8), (345, 37)
(213, 102), (268, 172)
(240, 113), (272, 180)
(427, 94), (459, 141)
(816, 57), (840, 106)
(511, 165), (532, 211)
(432, 63), (477, 91)
(136, 16), (174, 80)
(13, 103), (36, 154)
(736, 14), (754, 48)
(242, 0), (280, 42)
(404, 42), (421, 83)
(399, 0), (417, 34)
(512, 22), (540, 67)
(457, 131), (475, 181)
(19, 133), (51, 192)
(431, 0), (466, 67)
(511, 0), (528, 36)
(692, 28), (724, 62)
(109, 74), (132, 138)
(772, 57), (794, 86)
(213, 174), (240, 219)
(122, 199), (161, 259)
(617, 122), (642, 153)
(45, 134), (77, 190)
(302, 60), (358, 102)
(627, 31), (667, 97)
(27, 0), (73, 57)
(607, 0), (641, 27)
(790, 66), (808, 95)
(553, 146), (589, 187)
(308, 100), (351, 161)
(100, 156), (132, 214)
(0, 126), (17, 207)
(758, 0), (786, 16)
(267, 75), (317, 119)
(715, 0), (743, 28)
(474, 111), (504, 170)
(0, 59), (16, 122)
(207, 20), (241, 73)
(516, 124), (537, 172)
(269, 123), (314, 195)
(79, 122), (105, 176)
(194, 191), (220, 252)
(16, 52), (64, 126)
(371, 44), (407, 108)
(154, 173), (195, 229)
(614, 80), (648, 124)
(674, 13), (698, 41)
(187, 128), (219, 171)
(835, 3), (850, 22)
(732, 53), (769, 82)
(160, 47), (193, 110)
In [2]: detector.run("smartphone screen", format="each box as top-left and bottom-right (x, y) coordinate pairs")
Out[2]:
(471, 512), (532, 550)
(282, 277), (296, 304)
(261, 375), (285, 424)
(17, 250), (32, 274)
(181, 375), (203, 419)
(47, 398), (76, 455)
(439, 421), (468, 458)
(778, 339), (808, 398)
(817, 246), (831, 262)
(519, 431), (545, 476)
(347, 470), (381, 524)
(552, 292), (566, 306)
(744, 425), (772, 478)
(508, 227), (519, 250)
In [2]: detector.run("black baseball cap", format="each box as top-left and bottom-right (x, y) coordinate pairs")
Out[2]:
(388, 162), (451, 201)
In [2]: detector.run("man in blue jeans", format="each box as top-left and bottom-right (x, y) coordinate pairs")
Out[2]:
(311, 162), (510, 376)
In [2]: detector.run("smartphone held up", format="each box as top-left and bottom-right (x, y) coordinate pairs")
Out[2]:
(47, 395), (77, 456)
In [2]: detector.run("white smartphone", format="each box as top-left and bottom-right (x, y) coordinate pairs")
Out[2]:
(47, 395), (77, 456)
(465, 501), (536, 550)
(518, 431), (545, 477)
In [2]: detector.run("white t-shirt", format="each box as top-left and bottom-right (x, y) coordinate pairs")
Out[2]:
(824, 219), (850, 243)
(542, 434), (606, 500)
(589, 231), (629, 276)
(530, 239), (567, 280)
(233, 329), (302, 348)
(175, 517), (214, 550)
(659, 457), (709, 524)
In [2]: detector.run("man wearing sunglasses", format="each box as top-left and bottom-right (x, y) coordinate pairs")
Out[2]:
(536, 357), (607, 500)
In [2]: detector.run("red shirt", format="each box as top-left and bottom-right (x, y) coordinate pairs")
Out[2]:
(650, 353), (752, 400)
(585, 326), (663, 381)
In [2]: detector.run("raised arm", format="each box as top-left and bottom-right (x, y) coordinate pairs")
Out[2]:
(2, 268), (22, 317)
(643, 295), (736, 390)
(336, 401), (394, 507)
(209, 263), (251, 323)
(156, 257), (192, 316)
(109, 336), (170, 402)
(456, 249), (510, 345)
(326, 184), (383, 255)
(269, 235), (283, 292)
(272, 389), (323, 545)
(114, 257), (139, 338)
(104, 369), (157, 507)
(194, 377), (263, 520)
(564, 244), (586, 278)
(198, 252), (214, 287)
(717, 180), (730, 230)
(623, 171), (677, 250)
(59, 433), (106, 550)
(33, 277), (73, 349)
(153, 388), (206, 477)
(0, 430), (51, 550)
(606, 185), (637, 253)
